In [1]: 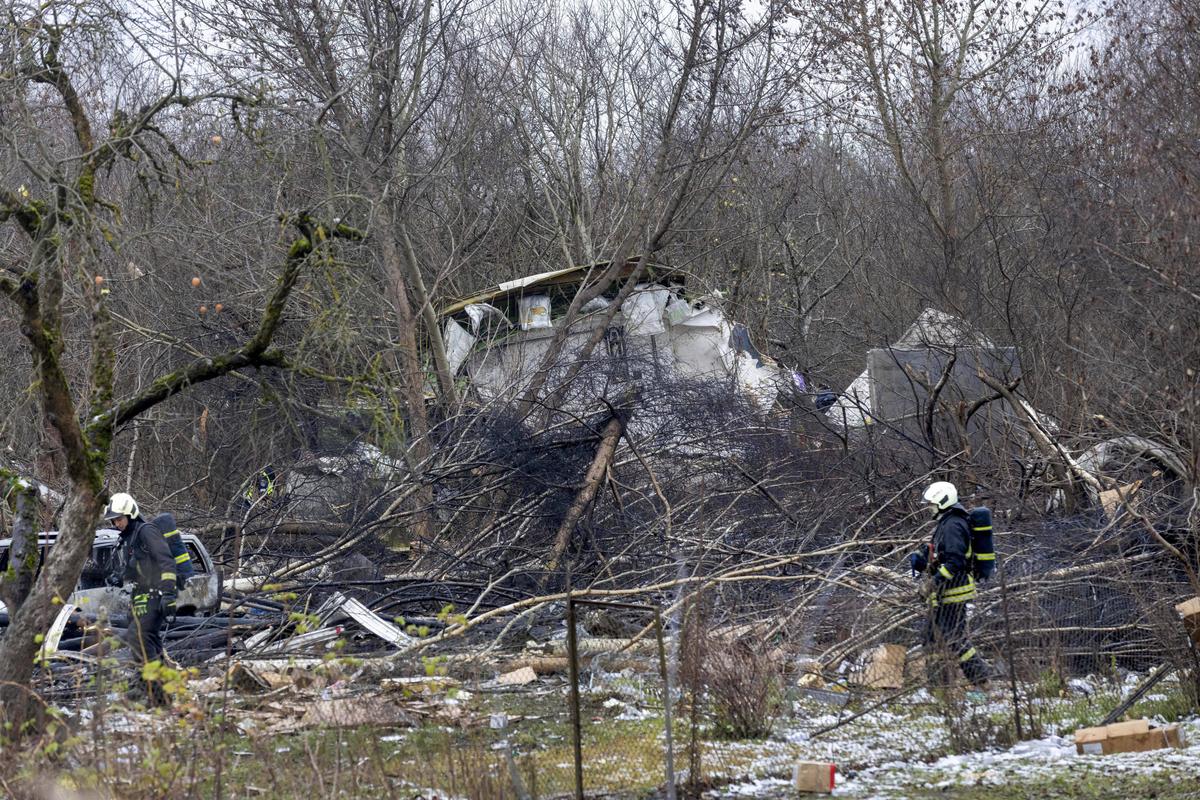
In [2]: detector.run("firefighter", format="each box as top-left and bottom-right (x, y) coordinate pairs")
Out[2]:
(242, 465), (277, 507)
(910, 481), (990, 692)
(103, 492), (177, 700)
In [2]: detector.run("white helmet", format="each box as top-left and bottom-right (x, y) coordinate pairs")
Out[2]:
(104, 492), (139, 521)
(922, 481), (958, 513)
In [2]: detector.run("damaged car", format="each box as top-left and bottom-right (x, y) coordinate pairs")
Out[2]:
(0, 527), (221, 620)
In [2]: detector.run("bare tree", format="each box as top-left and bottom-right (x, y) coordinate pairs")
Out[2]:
(0, 1), (360, 730)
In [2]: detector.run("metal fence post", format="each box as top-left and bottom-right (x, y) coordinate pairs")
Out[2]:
(567, 594), (584, 800)
(999, 563), (1024, 740)
(654, 609), (677, 800)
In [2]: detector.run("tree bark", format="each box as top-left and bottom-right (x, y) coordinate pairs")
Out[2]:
(0, 490), (102, 729)
(0, 478), (41, 616)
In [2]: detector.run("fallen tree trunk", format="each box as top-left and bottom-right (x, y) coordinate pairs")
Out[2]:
(547, 411), (628, 571)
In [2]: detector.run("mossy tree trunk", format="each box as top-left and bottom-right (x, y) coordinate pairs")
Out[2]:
(0, 13), (362, 734)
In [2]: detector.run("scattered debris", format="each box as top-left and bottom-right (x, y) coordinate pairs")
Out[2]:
(792, 761), (836, 794)
(497, 666), (537, 686)
(1100, 663), (1175, 725)
(382, 676), (462, 696)
(1074, 719), (1184, 755)
(1099, 480), (1142, 520)
(852, 644), (906, 690)
(298, 696), (414, 729)
(1176, 597), (1200, 645)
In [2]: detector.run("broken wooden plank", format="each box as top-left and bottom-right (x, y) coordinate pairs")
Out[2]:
(497, 666), (537, 686)
(548, 637), (656, 656)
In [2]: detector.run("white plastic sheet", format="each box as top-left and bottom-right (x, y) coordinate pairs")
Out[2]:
(666, 296), (691, 326)
(622, 284), (669, 336)
(735, 352), (780, 412)
(443, 318), (477, 376)
(464, 303), (509, 335)
(518, 294), (552, 330)
(581, 296), (611, 314)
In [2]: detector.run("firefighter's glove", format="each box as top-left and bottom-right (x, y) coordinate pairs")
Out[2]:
(909, 552), (927, 577)
(132, 593), (150, 618)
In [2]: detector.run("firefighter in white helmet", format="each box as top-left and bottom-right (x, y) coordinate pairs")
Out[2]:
(104, 492), (177, 701)
(909, 481), (990, 691)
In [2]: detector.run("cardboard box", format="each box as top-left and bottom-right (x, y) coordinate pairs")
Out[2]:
(1074, 719), (1147, 754)
(1099, 480), (1142, 520)
(1114, 726), (1183, 753)
(1176, 597), (1200, 645)
(853, 643), (906, 689)
(1074, 719), (1183, 755)
(905, 653), (927, 683)
(793, 761), (835, 793)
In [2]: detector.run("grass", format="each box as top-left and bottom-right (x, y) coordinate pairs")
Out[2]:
(897, 773), (1200, 800)
(4, 667), (1197, 800)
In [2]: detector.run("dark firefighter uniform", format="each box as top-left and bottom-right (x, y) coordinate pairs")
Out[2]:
(112, 515), (177, 664)
(920, 503), (989, 686)
(243, 467), (277, 506)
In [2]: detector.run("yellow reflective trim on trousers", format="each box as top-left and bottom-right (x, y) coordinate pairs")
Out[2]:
(938, 565), (954, 579)
(959, 647), (977, 662)
(931, 592), (974, 606)
(175, 553), (192, 564)
(163, 529), (180, 538)
(972, 526), (993, 531)
(930, 587), (976, 606)
(975, 553), (995, 560)
(162, 572), (176, 581)
(943, 579), (976, 593)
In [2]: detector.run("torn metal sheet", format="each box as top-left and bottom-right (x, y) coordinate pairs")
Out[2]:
(333, 596), (413, 648)
(255, 626), (345, 655)
(439, 259), (683, 318)
(38, 603), (77, 660)
(828, 307), (1019, 429)
(450, 284), (782, 413)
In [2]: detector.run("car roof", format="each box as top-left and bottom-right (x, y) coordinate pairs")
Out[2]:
(0, 527), (196, 549)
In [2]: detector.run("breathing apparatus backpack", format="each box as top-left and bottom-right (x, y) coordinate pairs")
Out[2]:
(967, 506), (996, 581)
(152, 512), (195, 589)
